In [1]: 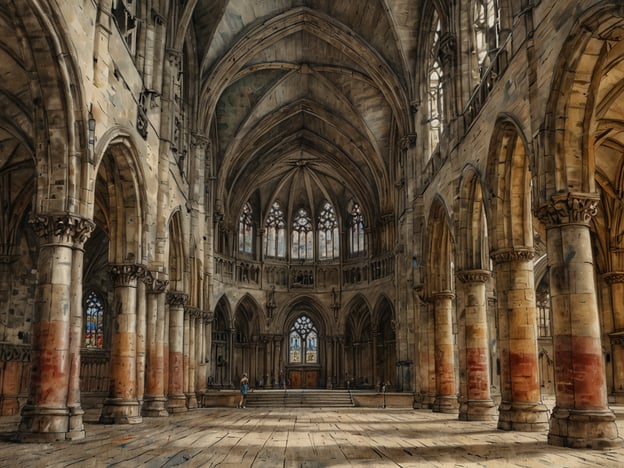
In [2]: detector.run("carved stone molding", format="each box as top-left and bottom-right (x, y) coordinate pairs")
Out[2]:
(191, 133), (210, 151)
(536, 192), (600, 228)
(456, 269), (491, 283)
(109, 264), (146, 287)
(609, 330), (624, 346)
(203, 311), (214, 323)
(166, 291), (188, 308)
(0, 343), (31, 362)
(187, 307), (202, 320)
(400, 133), (417, 151)
(166, 48), (182, 71)
(143, 271), (169, 294)
(490, 247), (535, 264)
(29, 213), (95, 247)
(433, 290), (455, 301)
(438, 32), (456, 65)
(603, 272), (624, 285)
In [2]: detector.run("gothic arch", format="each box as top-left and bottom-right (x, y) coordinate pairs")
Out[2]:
(425, 195), (455, 296)
(344, 294), (374, 389)
(456, 165), (490, 272)
(168, 209), (186, 293)
(486, 116), (534, 253)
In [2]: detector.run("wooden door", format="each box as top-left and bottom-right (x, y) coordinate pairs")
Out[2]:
(305, 370), (318, 389)
(289, 370), (302, 389)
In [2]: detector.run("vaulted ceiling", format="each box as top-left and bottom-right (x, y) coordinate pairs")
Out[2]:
(190, 1), (420, 224)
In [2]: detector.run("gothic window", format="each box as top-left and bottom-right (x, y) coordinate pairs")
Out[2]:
(536, 285), (551, 337)
(292, 207), (313, 261)
(264, 201), (287, 258)
(84, 290), (105, 349)
(288, 315), (318, 364)
(318, 201), (339, 259)
(238, 202), (254, 255)
(348, 202), (366, 255)
(428, 14), (443, 154)
(473, 0), (500, 73)
(112, 0), (137, 55)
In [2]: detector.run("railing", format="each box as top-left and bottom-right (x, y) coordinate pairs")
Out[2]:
(214, 254), (394, 290)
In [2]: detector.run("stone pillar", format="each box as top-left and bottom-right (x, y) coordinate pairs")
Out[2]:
(490, 247), (548, 431)
(604, 273), (624, 403)
(19, 214), (93, 441)
(142, 272), (169, 417)
(456, 270), (497, 421)
(538, 193), (622, 448)
(99, 264), (143, 424)
(135, 277), (147, 404)
(167, 291), (187, 412)
(66, 217), (95, 439)
(432, 291), (459, 413)
(273, 335), (282, 387)
(187, 308), (199, 409)
(196, 312), (208, 397)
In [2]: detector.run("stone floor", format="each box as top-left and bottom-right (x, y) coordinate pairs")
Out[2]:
(1, 402), (624, 467)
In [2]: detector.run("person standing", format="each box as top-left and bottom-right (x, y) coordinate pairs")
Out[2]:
(238, 373), (249, 408)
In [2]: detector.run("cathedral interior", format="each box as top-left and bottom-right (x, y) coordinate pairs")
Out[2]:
(1, 0), (624, 452)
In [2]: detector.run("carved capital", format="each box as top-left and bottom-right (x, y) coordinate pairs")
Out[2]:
(490, 247), (535, 264)
(603, 272), (624, 285)
(166, 291), (188, 307)
(456, 269), (491, 283)
(400, 133), (417, 151)
(187, 307), (202, 320)
(143, 271), (169, 294)
(191, 133), (210, 151)
(203, 311), (214, 323)
(433, 290), (454, 301)
(165, 48), (182, 70)
(536, 192), (600, 228)
(29, 213), (95, 247)
(109, 264), (146, 287)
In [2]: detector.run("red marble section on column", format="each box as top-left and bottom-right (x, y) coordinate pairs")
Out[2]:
(466, 347), (489, 396)
(32, 321), (69, 406)
(432, 292), (458, 413)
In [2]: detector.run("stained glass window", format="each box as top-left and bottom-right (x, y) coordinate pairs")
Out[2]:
(238, 202), (254, 254)
(291, 207), (313, 260)
(473, 0), (500, 72)
(288, 315), (318, 364)
(348, 202), (366, 255)
(428, 14), (443, 154)
(318, 201), (339, 259)
(84, 290), (104, 349)
(264, 201), (286, 258)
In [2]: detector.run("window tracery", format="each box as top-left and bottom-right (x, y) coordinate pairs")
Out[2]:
(291, 207), (313, 261)
(238, 202), (254, 255)
(473, 0), (500, 74)
(348, 202), (366, 255)
(428, 14), (443, 154)
(288, 315), (318, 364)
(264, 201), (287, 258)
(318, 201), (339, 260)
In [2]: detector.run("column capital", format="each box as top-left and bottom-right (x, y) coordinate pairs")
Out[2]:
(536, 192), (600, 228)
(143, 271), (169, 294)
(109, 263), (146, 287)
(456, 269), (491, 283)
(603, 272), (624, 285)
(29, 213), (95, 247)
(433, 290), (454, 301)
(191, 133), (210, 150)
(187, 307), (202, 319)
(166, 291), (188, 307)
(490, 247), (535, 264)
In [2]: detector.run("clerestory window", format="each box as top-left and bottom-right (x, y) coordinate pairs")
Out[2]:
(264, 201), (287, 258)
(238, 202), (254, 255)
(318, 201), (339, 260)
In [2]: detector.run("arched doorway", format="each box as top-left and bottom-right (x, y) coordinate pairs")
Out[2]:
(285, 314), (320, 389)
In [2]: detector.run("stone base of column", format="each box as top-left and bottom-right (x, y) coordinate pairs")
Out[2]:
(99, 398), (142, 424)
(0, 395), (20, 416)
(16, 405), (70, 442)
(167, 393), (188, 413)
(548, 407), (623, 449)
(459, 399), (498, 421)
(186, 392), (198, 409)
(609, 391), (624, 405)
(66, 406), (86, 440)
(432, 395), (459, 413)
(142, 396), (169, 417)
(497, 401), (549, 431)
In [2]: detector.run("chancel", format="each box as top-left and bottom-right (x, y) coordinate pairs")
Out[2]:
(1, 0), (624, 464)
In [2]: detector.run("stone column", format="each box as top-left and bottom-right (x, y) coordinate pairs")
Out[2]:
(604, 273), (624, 403)
(167, 291), (187, 412)
(187, 308), (199, 409)
(490, 247), (548, 431)
(432, 291), (459, 413)
(538, 193), (622, 448)
(456, 270), (497, 421)
(196, 312), (207, 397)
(18, 214), (93, 441)
(273, 335), (282, 387)
(66, 217), (95, 439)
(100, 264), (144, 424)
(142, 272), (169, 417)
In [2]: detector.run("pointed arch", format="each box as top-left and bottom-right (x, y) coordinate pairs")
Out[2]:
(457, 165), (490, 271)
